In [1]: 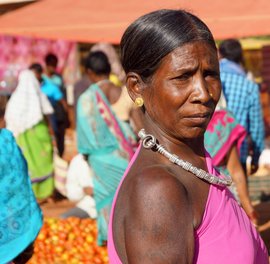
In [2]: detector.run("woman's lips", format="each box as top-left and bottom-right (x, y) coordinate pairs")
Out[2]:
(183, 112), (211, 125)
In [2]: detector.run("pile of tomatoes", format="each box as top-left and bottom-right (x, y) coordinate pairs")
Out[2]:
(28, 217), (109, 264)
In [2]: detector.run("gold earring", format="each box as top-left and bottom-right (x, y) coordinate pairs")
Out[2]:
(135, 97), (144, 107)
(209, 92), (213, 98)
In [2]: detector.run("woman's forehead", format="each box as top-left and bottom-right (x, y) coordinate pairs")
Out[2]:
(160, 42), (219, 70)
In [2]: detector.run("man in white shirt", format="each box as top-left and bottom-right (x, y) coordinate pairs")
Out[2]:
(61, 154), (97, 219)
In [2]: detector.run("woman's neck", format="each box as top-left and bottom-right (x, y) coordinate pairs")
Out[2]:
(92, 74), (110, 83)
(45, 70), (54, 78)
(96, 79), (111, 87)
(142, 113), (206, 159)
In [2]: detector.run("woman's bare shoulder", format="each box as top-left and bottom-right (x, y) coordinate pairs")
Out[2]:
(128, 164), (190, 209)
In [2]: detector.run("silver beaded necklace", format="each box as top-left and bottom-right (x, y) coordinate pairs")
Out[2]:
(138, 129), (232, 187)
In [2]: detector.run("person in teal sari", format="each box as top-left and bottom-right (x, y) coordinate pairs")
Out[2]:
(77, 51), (136, 245)
(0, 98), (43, 264)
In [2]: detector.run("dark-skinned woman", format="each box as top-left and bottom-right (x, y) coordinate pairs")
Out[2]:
(108, 9), (268, 264)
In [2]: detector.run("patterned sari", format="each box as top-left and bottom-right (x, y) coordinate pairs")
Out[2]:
(205, 110), (247, 199)
(77, 83), (136, 245)
(205, 110), (246, 167)
(16, 121), (54, 199)
(0, 129), (42, 263)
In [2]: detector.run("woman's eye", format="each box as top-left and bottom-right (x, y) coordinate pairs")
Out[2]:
(176, 73), (191, 80)
(204, 70), (219, 79)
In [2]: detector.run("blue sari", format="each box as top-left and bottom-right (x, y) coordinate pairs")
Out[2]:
(77, 83), (136, 245)
(0, 129), (43, 263)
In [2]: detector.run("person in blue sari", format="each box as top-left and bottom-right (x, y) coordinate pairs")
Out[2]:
(0, 96), (43, 264)
(77, 51), (136, 245)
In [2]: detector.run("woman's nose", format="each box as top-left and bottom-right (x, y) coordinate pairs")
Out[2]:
(189, 75), (211, 104)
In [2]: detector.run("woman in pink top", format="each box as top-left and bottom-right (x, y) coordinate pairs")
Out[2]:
(108, 9), (268, 263)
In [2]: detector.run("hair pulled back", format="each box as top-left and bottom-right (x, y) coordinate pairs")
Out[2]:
(120, 9), (216, 82)
(85, 51), (111, 75)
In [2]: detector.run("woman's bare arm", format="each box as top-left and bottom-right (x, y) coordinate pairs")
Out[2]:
(125, 167), (194, 263)
(227, 145), (258, 224)
(12, 243), (34, 264)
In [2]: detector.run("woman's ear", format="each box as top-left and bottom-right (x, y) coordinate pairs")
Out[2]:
(126, 72), (145, 102)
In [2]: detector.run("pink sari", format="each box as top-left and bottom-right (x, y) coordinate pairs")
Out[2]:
(205, 110), (246, 166)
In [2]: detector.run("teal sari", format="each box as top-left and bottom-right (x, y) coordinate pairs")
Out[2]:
(0, 129), (43, 263)
(77, 83), (136, 245)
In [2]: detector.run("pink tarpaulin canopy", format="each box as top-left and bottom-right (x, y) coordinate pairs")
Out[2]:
(0, 0), (269, 43)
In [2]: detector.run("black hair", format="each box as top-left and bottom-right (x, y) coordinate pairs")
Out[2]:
(29, 63), (43, 74)
(85, 51), (111, 75)
(45, 53), (58, 67)
(120, 9), (217, 82)
(219, 39), (243, 64)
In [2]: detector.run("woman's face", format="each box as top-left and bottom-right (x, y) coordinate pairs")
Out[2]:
(142, 41), (221, 140)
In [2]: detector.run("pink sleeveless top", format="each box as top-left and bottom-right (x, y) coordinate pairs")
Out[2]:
(108, 146), (268, 263)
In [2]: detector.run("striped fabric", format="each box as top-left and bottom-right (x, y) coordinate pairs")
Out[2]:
(220, 72), (265, 165)
(54, 153), (69, 196)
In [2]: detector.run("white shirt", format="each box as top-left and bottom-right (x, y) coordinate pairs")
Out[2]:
(66, 154), (97, 218)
